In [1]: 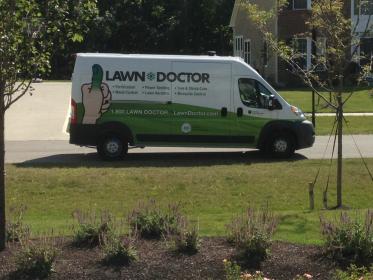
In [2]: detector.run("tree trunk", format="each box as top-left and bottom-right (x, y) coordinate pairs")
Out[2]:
(336, 91), (343, 208)
(0, 81), (5, 251)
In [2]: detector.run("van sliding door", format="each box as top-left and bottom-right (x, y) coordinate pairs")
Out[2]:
(169, 61), (234, 146)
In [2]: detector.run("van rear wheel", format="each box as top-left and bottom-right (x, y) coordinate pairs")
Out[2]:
(97, 134), (128, 161)
(266, 133), (295, 158)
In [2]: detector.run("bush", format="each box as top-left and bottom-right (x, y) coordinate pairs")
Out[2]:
(226, 208), (277, 266)
(72, 210), (113, 247)
(223, 259), (273, 280)
(129, 200), (182, 239)
(6, 205), (30, 242)
(15, 239), (58, 279)
(172, 219), (200, 255)
(102, 235), (138, 266)
(334, 264), (373, 280)
(223, 259), (242, 280)
(320, 210), (373, 264)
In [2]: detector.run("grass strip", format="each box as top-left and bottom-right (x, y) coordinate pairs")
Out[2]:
(313, 116), (373, 135)
(279, 88), (373, 113)
(5, 158), (373, 245)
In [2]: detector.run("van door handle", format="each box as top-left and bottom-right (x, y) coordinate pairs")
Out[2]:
(237, 107), (243, 117)
(221, 107), (228, 117)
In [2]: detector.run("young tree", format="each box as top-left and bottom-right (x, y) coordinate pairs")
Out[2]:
(0, 0), (98, 251)
(241, 0), (372, 208)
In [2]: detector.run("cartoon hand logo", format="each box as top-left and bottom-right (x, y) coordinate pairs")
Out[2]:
(81, 64), (112, 124)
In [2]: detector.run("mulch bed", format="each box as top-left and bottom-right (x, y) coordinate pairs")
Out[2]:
(0, 237), (335, 280)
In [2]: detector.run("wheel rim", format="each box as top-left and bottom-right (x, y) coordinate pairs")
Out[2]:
(105, 138), (122, 156)
(273, 139), (288, 153)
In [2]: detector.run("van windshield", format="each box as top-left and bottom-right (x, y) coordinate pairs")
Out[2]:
(238, 78), (272, 108)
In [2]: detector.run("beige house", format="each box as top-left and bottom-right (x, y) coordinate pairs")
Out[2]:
(230, 0), (279, 85)
(230, 0), (373, 87)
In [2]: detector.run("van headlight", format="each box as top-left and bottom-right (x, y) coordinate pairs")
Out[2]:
(291, 106), (305, 118)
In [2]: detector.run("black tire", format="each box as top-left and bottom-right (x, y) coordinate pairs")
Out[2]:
(266, 133), (295, 158)
(97, 134), (128, 161)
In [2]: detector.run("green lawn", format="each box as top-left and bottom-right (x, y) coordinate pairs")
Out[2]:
(6, 158), (373, 245)
(313, 116), (373, 135)
(279, 88), (373, 113)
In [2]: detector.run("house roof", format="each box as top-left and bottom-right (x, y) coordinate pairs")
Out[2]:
(229, 0), (240, 27)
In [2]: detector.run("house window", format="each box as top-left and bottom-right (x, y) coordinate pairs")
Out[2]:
(244, 40), (251, 64)
(234, 36), (244, 58)
(354, 0), (373, 15)
(293, 38), (309, 70)
(288, 0), (310, 10)
(293, 0), (308, 9)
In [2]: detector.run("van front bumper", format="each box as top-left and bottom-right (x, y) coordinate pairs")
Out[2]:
(294, 120), (315, 150)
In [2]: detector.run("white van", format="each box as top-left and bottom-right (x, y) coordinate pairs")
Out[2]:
(69, 53), (314, 160)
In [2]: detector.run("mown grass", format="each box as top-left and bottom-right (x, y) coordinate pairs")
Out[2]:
(313, 116), (373, 135)
(5, 158), (373, 245)
(279, 88), (373, 113)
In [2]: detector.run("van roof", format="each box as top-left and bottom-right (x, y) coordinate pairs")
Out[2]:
(77, 53), (244, 62)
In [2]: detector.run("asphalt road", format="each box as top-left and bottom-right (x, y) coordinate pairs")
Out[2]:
(5, 135), (373, 164)
(4, 82), (373, 164)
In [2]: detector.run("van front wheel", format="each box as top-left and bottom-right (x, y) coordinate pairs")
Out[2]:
(266, 133), (295, 158)
(97, 135), (128, 161)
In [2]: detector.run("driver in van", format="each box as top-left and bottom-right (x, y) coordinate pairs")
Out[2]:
(238, 79), (265, 108)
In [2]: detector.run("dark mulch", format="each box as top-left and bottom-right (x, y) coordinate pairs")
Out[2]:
(0, 237), (335, 280)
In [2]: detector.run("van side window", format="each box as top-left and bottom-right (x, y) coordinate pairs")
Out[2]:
(238, 78), (272, 108)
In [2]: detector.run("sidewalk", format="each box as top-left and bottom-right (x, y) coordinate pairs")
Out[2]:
(306, 113), (373, 117)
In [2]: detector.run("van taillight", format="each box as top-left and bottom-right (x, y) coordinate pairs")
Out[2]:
(71, 99), (77, 125)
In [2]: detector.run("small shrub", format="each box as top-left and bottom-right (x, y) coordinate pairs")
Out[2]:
(6, 205), (30, 242)
(15, 239), (58, 279)
(129, 200), (182, 239)
(334, 264), (373, 280)
(102, 235), (138, 266)
(172, 219), (200, 255)
(226, 208), (277, 266)
(320, 210), (373, 264)
(72, 209), (113, 247)
(224, 259), (242, 280)
(223, 259), (273, 280)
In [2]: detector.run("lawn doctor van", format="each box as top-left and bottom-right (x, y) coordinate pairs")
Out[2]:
(69, 53), (315, 160)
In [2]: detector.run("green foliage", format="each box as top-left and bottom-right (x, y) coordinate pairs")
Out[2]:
(72, 209), (113, 247)
(334, 265), (373, 280)
(2, 0), (235, 79)
(129, 200), (182, 239)
(15, 239), (58, 279)
(0, 0), (98, 101)
(224, 259), (242, 280)
(36, 0), (99, 79)
(6, 205), (29, 242)
(227, 208), (277, 266)
(172, 219), (200, 255)
(102, 235), (138, 266)
(320, 210), (373, 264)
(0, 0), (49, 89)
